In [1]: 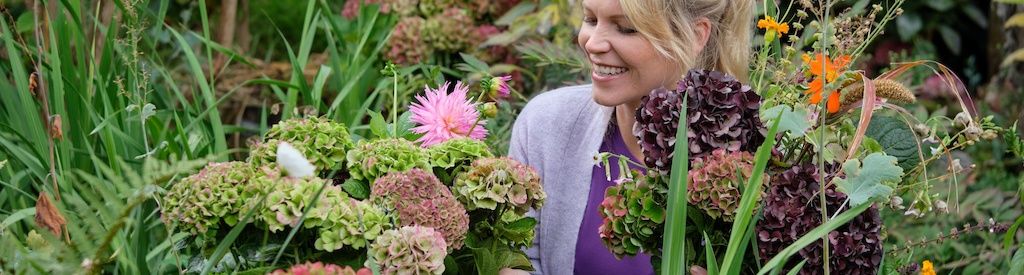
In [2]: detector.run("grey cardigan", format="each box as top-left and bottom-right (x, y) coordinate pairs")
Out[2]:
(508, 85), (615, 275)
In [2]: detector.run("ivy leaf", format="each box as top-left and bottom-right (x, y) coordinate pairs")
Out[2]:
(834, 153), (904, 207)
(761, 105), (811, 137)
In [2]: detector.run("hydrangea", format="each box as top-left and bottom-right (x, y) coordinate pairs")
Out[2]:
(269, 262), (371, 275)
(687, 149), (761, 221)
(346, 138), (431, 184)
(313, 195), (391, 252)
(161, 162), (254, 235)
(370, 226), (448, 275)
(248, 170), (337, 232)
(417, 0), (458, 17)
(428, 138), (493, 182)
(385, 17), (428, 65)
(248, 117), (354, 175)
(371, 169), (469, 250)
(422, 8), (477, 53)
(453, 157), (545, 215)
(633, 69), (765, 174)
(599, 171), (667, 258)
(756, 164), (883, 275)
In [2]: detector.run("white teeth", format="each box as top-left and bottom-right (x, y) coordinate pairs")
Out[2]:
(594, 64), (628, 76)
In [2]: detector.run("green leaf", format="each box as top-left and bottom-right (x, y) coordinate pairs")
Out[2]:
(341, 179), (371, 200)
(896, 13), (922, 41)
(368, 110), (389, 138)
(1011, 247), (1024, 275)
(494, 2), (537, 26)
(834, 153), (903, 207)
(703, 231), (720, 275)
(1, 207), (35, 228)
(938, 25), (961, 55)
(141, 103), (157, 122)
(662, 96), (690, 275)
(458, 53), (490, 73)
(996, 0), (1024, 4)
(864, 115), (919, 170)
(761, 105), (811, 137)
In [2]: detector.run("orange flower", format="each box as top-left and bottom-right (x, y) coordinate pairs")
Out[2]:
(802, 53), (851, 113)
(757, 16), (790, 34)
(757, 16), (790, 43)
(920, 260), (935, 275)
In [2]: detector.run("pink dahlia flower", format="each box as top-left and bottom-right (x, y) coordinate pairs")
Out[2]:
(485, 75), (513, 100)
(410, 81), (487, 147)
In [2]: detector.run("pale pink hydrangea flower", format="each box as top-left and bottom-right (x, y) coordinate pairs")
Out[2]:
(410, 81), (487, 147)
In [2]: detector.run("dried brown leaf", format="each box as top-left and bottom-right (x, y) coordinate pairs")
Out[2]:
(35, 192), (66, 236)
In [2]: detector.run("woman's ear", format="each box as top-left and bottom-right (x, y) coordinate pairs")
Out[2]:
(694, 17), (713, 53)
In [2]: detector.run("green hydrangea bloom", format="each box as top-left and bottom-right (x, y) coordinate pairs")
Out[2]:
(598, 171), (667, 258)
(428, 138), (493, 169)
(428, 138), (492, 183)
(687, 149), (762, 221)
(370, 226), (448, 275)
(162, 162), (254, 235)
(248, 170), (335, 232)
(248, 117), (354, 174)
(416, 0), (457, 17)
(421, 8), (477, 53)
(314, 196), (391, 252)
(347, 138), (430, 184)
(453, 157), (545, 215)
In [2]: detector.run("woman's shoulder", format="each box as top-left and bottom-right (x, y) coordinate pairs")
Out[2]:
(518, 84), (595, 121)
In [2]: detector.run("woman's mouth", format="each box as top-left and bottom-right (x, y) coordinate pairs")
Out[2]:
(593, 64), (629, 77)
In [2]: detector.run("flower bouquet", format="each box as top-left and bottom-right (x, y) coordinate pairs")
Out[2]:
(596, 1), (1011, 274)
(160, 70), (539, 274)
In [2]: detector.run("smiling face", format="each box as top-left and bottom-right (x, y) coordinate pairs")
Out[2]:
(579, 0), (683, 107)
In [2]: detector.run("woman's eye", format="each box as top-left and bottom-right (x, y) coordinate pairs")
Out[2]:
(618, 26), (638, 34)
(583, 16), (597, 25)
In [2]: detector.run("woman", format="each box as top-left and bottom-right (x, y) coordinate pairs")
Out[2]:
(505, 0), (752, 274)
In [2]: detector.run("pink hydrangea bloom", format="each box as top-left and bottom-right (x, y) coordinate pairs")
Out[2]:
(410, 81), (487, 147)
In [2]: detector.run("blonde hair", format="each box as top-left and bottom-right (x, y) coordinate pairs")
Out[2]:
(619, 0), (753, 82)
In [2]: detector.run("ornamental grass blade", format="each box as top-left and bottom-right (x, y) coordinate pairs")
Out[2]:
(703, 231), (720, 275)
(719, 112), (782, 274)
(662, 96), (689, 275)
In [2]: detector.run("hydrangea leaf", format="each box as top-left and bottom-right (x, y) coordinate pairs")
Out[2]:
(760, 105), (810, 137)
(368, 110), (389, 139)
(341, 178), (370, 200)
(834, 153), (904, 207)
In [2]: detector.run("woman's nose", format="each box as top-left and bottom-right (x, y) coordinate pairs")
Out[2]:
(583, 27), (611, 54)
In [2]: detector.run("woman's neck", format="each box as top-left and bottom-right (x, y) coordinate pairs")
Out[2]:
(615, 102), (645, 162)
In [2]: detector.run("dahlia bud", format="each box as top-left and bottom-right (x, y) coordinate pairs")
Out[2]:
(483, 75), (512, 100)
(479, 102), (498, 119)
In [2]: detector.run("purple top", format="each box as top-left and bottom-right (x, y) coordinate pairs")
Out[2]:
(573, 123), (655, 275)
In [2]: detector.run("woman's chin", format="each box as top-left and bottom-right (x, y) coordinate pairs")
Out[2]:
(591, 90), (624, 107)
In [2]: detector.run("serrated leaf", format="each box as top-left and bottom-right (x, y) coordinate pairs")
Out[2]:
(761, 105), (811, 137)
(834, 153), (903, 207)
(341, 179), (370, 200)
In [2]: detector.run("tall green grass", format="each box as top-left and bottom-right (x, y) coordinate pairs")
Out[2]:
(0, 0), (394, 272)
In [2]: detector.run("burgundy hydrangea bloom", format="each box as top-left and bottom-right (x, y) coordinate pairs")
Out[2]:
(755, 164), (883, 275)
(633, 69), (766, 174)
